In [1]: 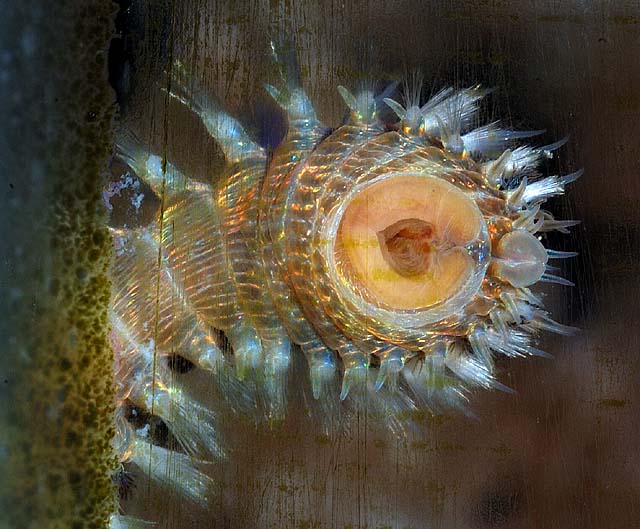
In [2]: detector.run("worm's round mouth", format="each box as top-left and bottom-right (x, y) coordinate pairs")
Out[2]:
(377, 218), (436, 277)
(335, 173), (488, 313)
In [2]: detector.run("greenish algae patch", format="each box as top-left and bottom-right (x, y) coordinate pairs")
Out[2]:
(0, 2), (118, 529)
(490, 443), (513, 458)
(598, 399), (626, 409)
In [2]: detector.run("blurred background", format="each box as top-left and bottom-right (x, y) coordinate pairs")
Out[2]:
(107, 1), (640, 528)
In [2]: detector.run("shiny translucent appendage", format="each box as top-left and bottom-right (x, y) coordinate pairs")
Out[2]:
(109, 514), (155, 529)
(484, 137), (569, 184)
(308, 344), (337, 399)
(468, 326), (496, 369)
(374, 347), (407, 392)
(167, 60), (263, 164)
(338, 83), (397, 127)
(339, 347), (369, 400)
(112, 326), (223, 459)
(522, 169), (583, 202)
(492, 229), (549, 288)
(130, 377), (224, 458)
(112, 409), (212, 507)
(401, 352), (471, 413)
(422, 86), (489, 136)
(129, 438), (212, 507)
(461, 122), (545, 158)
(384, 85), (489, 140)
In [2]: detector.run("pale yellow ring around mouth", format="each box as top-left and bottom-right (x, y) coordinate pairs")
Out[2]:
(319, 172), (490, 326)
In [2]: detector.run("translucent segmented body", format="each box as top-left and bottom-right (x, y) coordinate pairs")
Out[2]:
(108, 54), (579, 519)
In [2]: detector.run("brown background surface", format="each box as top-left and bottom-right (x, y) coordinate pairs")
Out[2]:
(111, 1), (640, 527)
